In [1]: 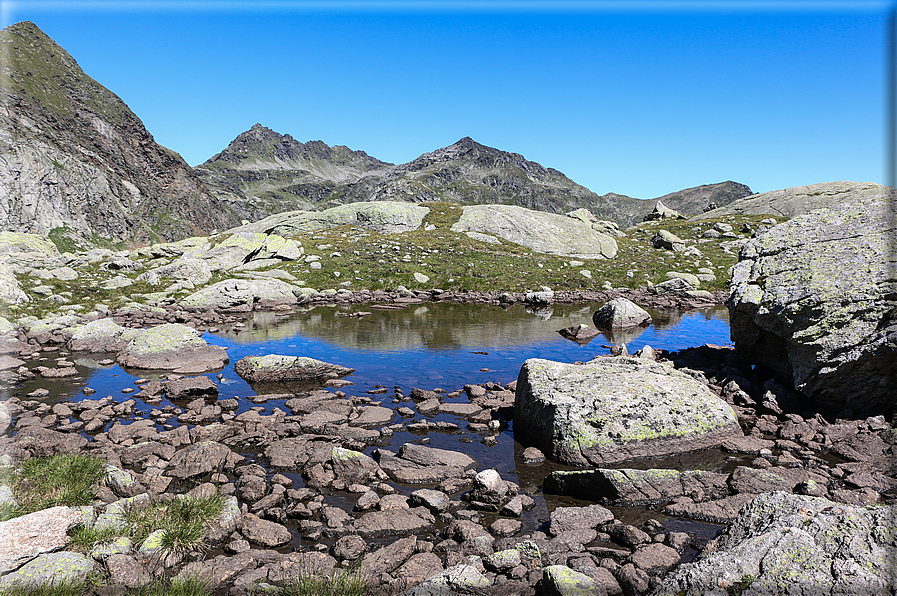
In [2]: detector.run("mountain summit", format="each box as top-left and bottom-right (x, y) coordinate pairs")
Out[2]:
(0, 21), (239, 243)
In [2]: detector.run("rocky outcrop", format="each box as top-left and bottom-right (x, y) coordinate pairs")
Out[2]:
(692, 180), (886, 220)
(514, 357), (742, 466)
(451, 204), (618, 259)
(0, 22), (239, 243)
(650, 493), (897, 596)
(180, 279), (298, 311)
(728, 185), (896, 416)
(232, 201), (430, 236)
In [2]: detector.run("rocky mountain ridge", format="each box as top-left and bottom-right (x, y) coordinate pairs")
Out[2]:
(198, 129), (754, 227)
(0, 21), (241, 245)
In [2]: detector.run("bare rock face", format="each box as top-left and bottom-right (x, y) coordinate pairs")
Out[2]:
(0, 22), (239, 243)
(728, 184), (896, 416)
(514, 357), (742, 466)
(649, 493), (897, 596)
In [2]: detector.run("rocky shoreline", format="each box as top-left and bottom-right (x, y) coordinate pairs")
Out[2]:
(0, 286), (895, 595)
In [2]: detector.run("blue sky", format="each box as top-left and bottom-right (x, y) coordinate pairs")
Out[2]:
(1, 1), (892, 198)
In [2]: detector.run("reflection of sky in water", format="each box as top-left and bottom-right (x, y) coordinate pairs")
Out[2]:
(73, 304), (731, 409)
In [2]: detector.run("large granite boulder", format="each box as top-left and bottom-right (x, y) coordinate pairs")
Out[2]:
(649, 493), (897, 596)
(592, 298), (652, 330)
(116, 324), (229, 372)
(728, 186), (896, 416)
(450, 204), (618, 259)
(180, 278), (298, 310)
(514, 357), (742, 466)
(0, 263), (27, 304)
(67, 318), (131, 352)
(232, 202), (430, 236)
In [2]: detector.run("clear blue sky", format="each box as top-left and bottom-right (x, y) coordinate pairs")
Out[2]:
(1, 1), (892, 198)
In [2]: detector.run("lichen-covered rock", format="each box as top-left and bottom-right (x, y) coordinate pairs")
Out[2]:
(0, 551), (95, 589)
(402, 562), (491, 595)
(649, 493), (897, 596)
(0, 506), (83, 574)
(728, 186), (897, 416)
(592, 298), (652, 330)
(138, 257), (212, 286)
(180, 278), (298, 310)
(514, 357), (742, 466)
(542, 565), (605, 596)
(67, 318), (130, 352)
(116, 323), (229, 371)
(233, 354), (354, 384)
(0, 263), (27, 304)
(451, 204), (617, 259)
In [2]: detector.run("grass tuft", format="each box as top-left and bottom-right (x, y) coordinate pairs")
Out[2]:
(1, 453), (105, 520)
(122, 493), (226, 558)
(276, 566), (372, 596)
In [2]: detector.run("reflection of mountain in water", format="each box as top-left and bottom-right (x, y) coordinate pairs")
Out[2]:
(220, 303), (603, 351)
(217, 303), (729, 353)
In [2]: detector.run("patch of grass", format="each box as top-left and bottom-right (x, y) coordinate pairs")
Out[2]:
(0, 579), (88, 596)
(131, 574), (215, 596)
(275, 566), (371, 596)
(122, 494), (226, 558)
(1, 453), (105, 519)
(421, 201), (462, 229)
(66, 524), (121, 552)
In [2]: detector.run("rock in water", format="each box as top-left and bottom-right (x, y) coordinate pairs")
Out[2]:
(514, 357), (742, 466)
(649, 493), (897, 596)
(116, 324), (229, 372)
(233, 354), (354, 384)
(728, 186), (896, 416)
(592, 298), (652, 330)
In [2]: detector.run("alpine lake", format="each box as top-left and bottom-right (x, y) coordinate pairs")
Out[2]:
(15, 301), (740, 561)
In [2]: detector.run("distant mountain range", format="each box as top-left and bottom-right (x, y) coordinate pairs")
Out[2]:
(0, 21), (753, 244)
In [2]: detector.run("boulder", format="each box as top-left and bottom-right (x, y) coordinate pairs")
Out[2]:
(233, 354), (354, 385)
(643, 200), (683, 221)
(0, 506), (83, 574)
(0, 551), (95, 589)
(67, 318), (130, 353)
(116, 324), (229, 372)
(542, 565), (606, 596)
(651, 230), (685, 251)
(592, 298), (652, 330)
(728, 186), (896, 416)
(138, 257), (212, 286)
(451, 204), (618, 259)
(180, 278), (298, 310)
(234, 201), (430, 236)
(650, 493), (897, 596)
(557, 324), (600, 344)
(0, 263), (27, 304)
(514, 357), (742, 466)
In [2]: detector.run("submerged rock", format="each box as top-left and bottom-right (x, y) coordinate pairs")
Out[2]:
(728, 185), (897, 416)
(514, 357), (742, 466)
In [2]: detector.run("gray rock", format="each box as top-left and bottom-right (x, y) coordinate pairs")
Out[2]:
(329, 447), (385, 485)
(403, 562), (490, 595)
(514, 357), (742, 466)
(180, 278), (298, 310)
(105, 553), (151, 588)
(651, 229), (685, 250)
(0, 506), (83, 574)
(410, 489), (451, 514)
(234, 202), (429, 236)
(393, 552), (444, 591)
(550, 504), (615, 536)
(116, 323), (229, 372)
(592, 298), (652, 330)
(557, 323), (600, 343)
(333, 535), (367, 560)
(361, 535), (418, 575)
(545, 468), (730, 506)
(233, 354), (354, 385)
(661, 494), (757, 524)
(67, 318), (129, 352)
(162, 375), (218, 400)
(0, 262), (28, 304)
(542, 565), (605, 596)
(167, 441), (233, 479)
(351, 508), (436, 539)
(650, 493), (897, 596)
(240, 513), (292, 547)
(728, 186), (896, 416)
(0, 551), (95, 589)
(451, 204), (618, 259)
